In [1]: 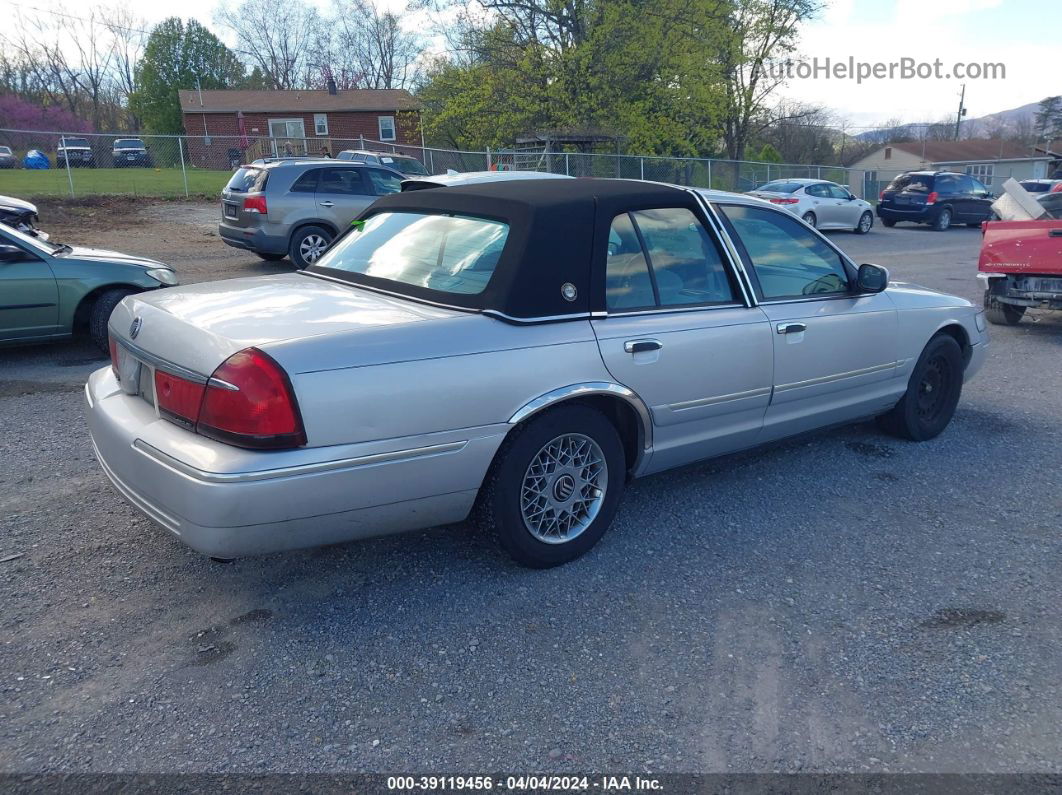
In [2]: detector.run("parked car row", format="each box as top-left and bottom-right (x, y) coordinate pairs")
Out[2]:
(0, 138), (155, 169)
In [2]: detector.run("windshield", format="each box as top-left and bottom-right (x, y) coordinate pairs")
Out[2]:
(62, 138), (89, 147)
(0, 147), (10, 154)
(114, 139), (144, 149)
(0, 222), (63, 255)
(312, 211), (509, 296)
(225, 167), (266, 193)
(756, 181), (802, 193)
(379, 156), (429, 176)
(887, 174), (933, 193)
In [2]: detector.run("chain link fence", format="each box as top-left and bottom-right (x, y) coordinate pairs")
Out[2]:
(0, 127), (866, 200)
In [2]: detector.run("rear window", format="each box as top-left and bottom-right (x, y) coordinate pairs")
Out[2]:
(757, 181), (802, 193)
(887, 174), (933, 193)
(225, 167), (266, 193)
(312, 211), (509, 296)
(381, 156), (429, 176)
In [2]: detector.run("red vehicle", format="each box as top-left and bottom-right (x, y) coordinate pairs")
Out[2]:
(978, 194), (1062, 325)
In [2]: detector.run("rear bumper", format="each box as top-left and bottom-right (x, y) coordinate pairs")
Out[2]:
(877, 205), (936, 222)
(85, 366), (505, 558)
(218, 222), (288, 255)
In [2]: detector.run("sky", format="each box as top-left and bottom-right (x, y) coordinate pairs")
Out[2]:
(1, 0), (1058, 130)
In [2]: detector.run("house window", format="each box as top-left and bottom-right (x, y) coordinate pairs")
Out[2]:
(314, 114), (328, 136)
(966, 164), (994, 179)
(378, 115), (396, 141)
(884, 147), (892, 160)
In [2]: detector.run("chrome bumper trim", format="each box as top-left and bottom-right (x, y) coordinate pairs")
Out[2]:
(669, 386), (772, 412)
(131, 439), (468, 484)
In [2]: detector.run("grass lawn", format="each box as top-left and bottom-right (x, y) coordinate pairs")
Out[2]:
(0, 167), (232, 199)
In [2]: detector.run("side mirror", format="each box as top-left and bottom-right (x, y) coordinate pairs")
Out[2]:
(0, 243), (27, 262)
(848, 192), (857, 201)
(856, 263), (889, 293)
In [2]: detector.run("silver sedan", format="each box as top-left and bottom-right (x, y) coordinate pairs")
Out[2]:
(748, 179), (875, 233)
(86, 179), (987, 568)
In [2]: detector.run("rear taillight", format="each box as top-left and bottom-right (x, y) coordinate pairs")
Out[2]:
(926, 191), (939, 205)
(108, 335), (119, 377)
(196, 348), (305, 449)
(1052, 183), (1062, 193)
(154, 370), (206, 429)
(769, 198), (799, 204)
(243, 195), (267, 214)
(879, 190), (885, 200)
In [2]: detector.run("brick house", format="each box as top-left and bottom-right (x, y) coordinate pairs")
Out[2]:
(178, 88), (422, 169)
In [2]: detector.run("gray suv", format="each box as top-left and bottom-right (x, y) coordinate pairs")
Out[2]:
(219, 159), (404, 267)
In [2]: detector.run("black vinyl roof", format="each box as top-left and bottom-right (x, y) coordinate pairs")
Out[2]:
(323, 178), (699, 319)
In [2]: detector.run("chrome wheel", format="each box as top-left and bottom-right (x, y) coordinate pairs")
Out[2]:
(858, 212), (872, 233)
(520, 433), (608, 544)
(299, 233), (329, 263)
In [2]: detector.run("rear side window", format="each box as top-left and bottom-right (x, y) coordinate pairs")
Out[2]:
(804, 184), (829, 198)
(225, 167), (266, 193)
(605, 208), (735, 311)
(1021, 181), (1051, 193)
(887, 174), (933, 193)
(289, 169), (320, 193)
(318, 167), (369, 195)
(721, 204), (850, 300)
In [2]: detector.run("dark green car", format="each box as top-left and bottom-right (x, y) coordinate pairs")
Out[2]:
(0, 223), (177, 352)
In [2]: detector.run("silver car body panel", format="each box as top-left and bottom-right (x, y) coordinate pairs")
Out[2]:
(88, 183), (988, 558)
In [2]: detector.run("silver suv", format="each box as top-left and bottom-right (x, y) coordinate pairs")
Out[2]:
(219, 159), (404, 267)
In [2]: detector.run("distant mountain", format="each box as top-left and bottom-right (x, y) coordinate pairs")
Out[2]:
(854, 99), (1050, 142)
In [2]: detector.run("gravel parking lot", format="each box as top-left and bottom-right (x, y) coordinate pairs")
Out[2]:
(1, 201), (1060, 774)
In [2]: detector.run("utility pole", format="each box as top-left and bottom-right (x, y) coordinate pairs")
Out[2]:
(954, 83), (967, 140)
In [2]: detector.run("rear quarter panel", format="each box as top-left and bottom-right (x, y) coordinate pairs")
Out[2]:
(978, 220), (1062, 275)
(264, 316), (615, 448)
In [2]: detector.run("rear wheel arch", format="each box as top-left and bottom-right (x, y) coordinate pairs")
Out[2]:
(289, 219), (338, 244)
(506, 384), (652, 477)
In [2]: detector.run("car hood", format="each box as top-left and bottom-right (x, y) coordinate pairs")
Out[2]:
(64, 245), (168, 269)
(0, 195), (38, 213)
(109, 272), (465, 376)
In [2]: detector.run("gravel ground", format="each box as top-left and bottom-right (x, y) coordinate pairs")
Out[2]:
(1, 204), (1060, 774)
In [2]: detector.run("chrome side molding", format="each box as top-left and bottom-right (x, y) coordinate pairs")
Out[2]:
(508, 382), (654, 452)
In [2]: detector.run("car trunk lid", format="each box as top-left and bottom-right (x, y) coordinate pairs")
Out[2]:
(220, 166), (268, 228)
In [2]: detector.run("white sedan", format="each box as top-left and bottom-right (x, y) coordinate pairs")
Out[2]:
(748, 179), (875, 233)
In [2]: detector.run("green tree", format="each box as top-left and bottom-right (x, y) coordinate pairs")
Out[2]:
(756, 143), (782, 162)
(131, 18), (246, 133)
(1034, 96), (1062, 142)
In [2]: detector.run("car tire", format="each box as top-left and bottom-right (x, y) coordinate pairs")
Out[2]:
(801, 211), (817, 228)
(876, 334), (963, 442)
(289, 225), (333, 269)
(932, 207), (952, 231)
(89, 289), (135, 354)
(256, 252), (287, 262)
(855, 211), (873, 234)
(983, 289), (1025, 325)
(473, 404), (626, 568)
(881, 218), (896, 227)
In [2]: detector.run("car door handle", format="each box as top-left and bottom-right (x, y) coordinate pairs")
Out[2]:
(776, 322), (806, 334)
(624, 339), (662, 354)
(319, 200), (334, 207)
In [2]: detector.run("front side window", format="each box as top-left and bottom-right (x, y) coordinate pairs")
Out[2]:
(367, 168), (403, 195)
(604, 208), (735, 311)
(827, 184), (851, 200)
(313, 211), (509, 296)
(318, 167), (369, 195)
(721, 204), (850, 300)
(378, 116), (397, 141)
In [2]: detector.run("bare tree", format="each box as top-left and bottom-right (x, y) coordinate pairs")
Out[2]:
(102, 5), (148, 127)
(329, 0), (424, 89)
(215, 0), (325, 89)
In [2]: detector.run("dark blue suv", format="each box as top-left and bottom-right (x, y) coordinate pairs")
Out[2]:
(878, 171), (994, 231)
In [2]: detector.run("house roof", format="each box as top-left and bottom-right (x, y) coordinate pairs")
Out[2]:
(178, 89), (420, 114)
(888, 139), (1060, 164)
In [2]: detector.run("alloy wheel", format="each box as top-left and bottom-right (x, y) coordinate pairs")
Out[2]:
(299, 234), (329, 263)
(520, 433), (608, 544)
